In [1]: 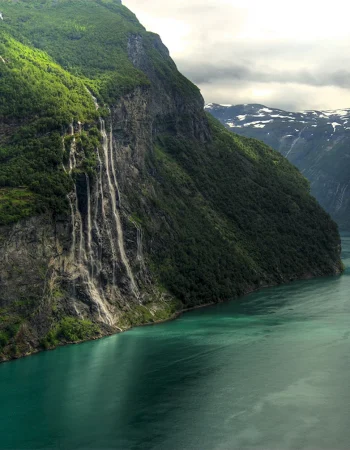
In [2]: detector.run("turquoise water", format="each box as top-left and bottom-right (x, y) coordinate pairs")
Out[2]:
(1, 236), (350, 450)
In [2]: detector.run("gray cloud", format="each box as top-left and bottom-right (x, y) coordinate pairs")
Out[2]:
(177, 60), (350, 89)
(123, 0), (350, 110)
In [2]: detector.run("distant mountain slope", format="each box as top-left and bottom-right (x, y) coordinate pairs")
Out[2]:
(206, 103), (350, 229)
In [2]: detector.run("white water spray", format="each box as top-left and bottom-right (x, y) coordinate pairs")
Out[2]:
(99, 118), (139, 298)
(66, 123), (114, 326)
(65, 91), (141, 326)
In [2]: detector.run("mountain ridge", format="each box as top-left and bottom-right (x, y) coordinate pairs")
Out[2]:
(0, 0), (343, 361)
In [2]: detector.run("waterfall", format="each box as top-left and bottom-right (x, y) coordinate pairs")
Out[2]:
(80, 181), (115, 324)
(136, 223), (143, 262)
(64, 92), (141, 327)
(74, 180), (114, 325)
(65, 122), (115, 326)
(336, 183), (349, 212)
(92, 150), (104, 273)
(99, 117), (140, 299)
(88, 90), (99, 111)
(67, 190), (82, 317)
(109, 128), (122, 208)
(85, 173), (94, 272)
(131, 219), (145, 270)
(88, 89), (121, 283)
(68, 124), (77, 174)
(285, 127), (306, 158)
(68, 194), (76, 258)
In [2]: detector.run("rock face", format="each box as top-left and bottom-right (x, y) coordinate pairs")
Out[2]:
(0, 1), (343, 361)
(206, 103), (350, 230)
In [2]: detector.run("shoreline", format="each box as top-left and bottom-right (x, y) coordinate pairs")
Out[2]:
(0, 268), (344, 364)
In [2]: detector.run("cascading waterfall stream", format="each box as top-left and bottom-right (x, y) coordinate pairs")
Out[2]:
(136, 223), (143, 263)
(97, 120), (119, 285)
(99, 117), (140, 299)
(336, 183), (349, 212)
(88, 89), (122, 286)
(68, 123), (77, 173)
(285, 127), (306, 158)
(65, 122), (114, 326)
(109, 128), (122, 209)
(130, 219), (146, 274)
(92, 150), (104, 275)
(85, 173), (94, 271)
(62, 93), (143, 326)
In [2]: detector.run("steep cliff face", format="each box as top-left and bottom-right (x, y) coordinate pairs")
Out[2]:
(206, 103), (350, 230)
(0, 0), (343, 361)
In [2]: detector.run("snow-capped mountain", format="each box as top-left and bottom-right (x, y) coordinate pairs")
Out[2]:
(206, 103), (350, 229)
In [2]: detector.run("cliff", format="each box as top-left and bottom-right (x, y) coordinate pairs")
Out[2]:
(0, 0), (343, 361)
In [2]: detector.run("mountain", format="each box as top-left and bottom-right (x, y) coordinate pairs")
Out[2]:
(205, 103), (350, 230)
(0, 0), (342, 361)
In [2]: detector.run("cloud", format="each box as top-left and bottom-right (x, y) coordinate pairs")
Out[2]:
(176, 60), (350, 90)
(123, 0), (350, 110)
(199, 80), (350, 112)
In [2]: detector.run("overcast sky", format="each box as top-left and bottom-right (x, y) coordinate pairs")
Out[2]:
(123, 0), (350, 111)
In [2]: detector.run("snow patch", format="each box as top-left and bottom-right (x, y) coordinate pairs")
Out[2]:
(226, 122), (242, 128)
(243, 120), (273, 127)
(259, 107), (273, 113)
(330, 122), (342, 132)
(325, 109), (349, 116)
(270, 114), (292, 119)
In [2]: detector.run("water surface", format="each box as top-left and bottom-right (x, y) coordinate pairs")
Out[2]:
(1, 236), (350, 449)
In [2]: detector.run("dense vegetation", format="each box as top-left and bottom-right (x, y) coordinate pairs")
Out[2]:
(141, 115), (340, 306)
(207, 103), (350, 230)
(0, 32), (99, 222)
(41, 317), (100, 349)
(0, 0), (199, 225)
